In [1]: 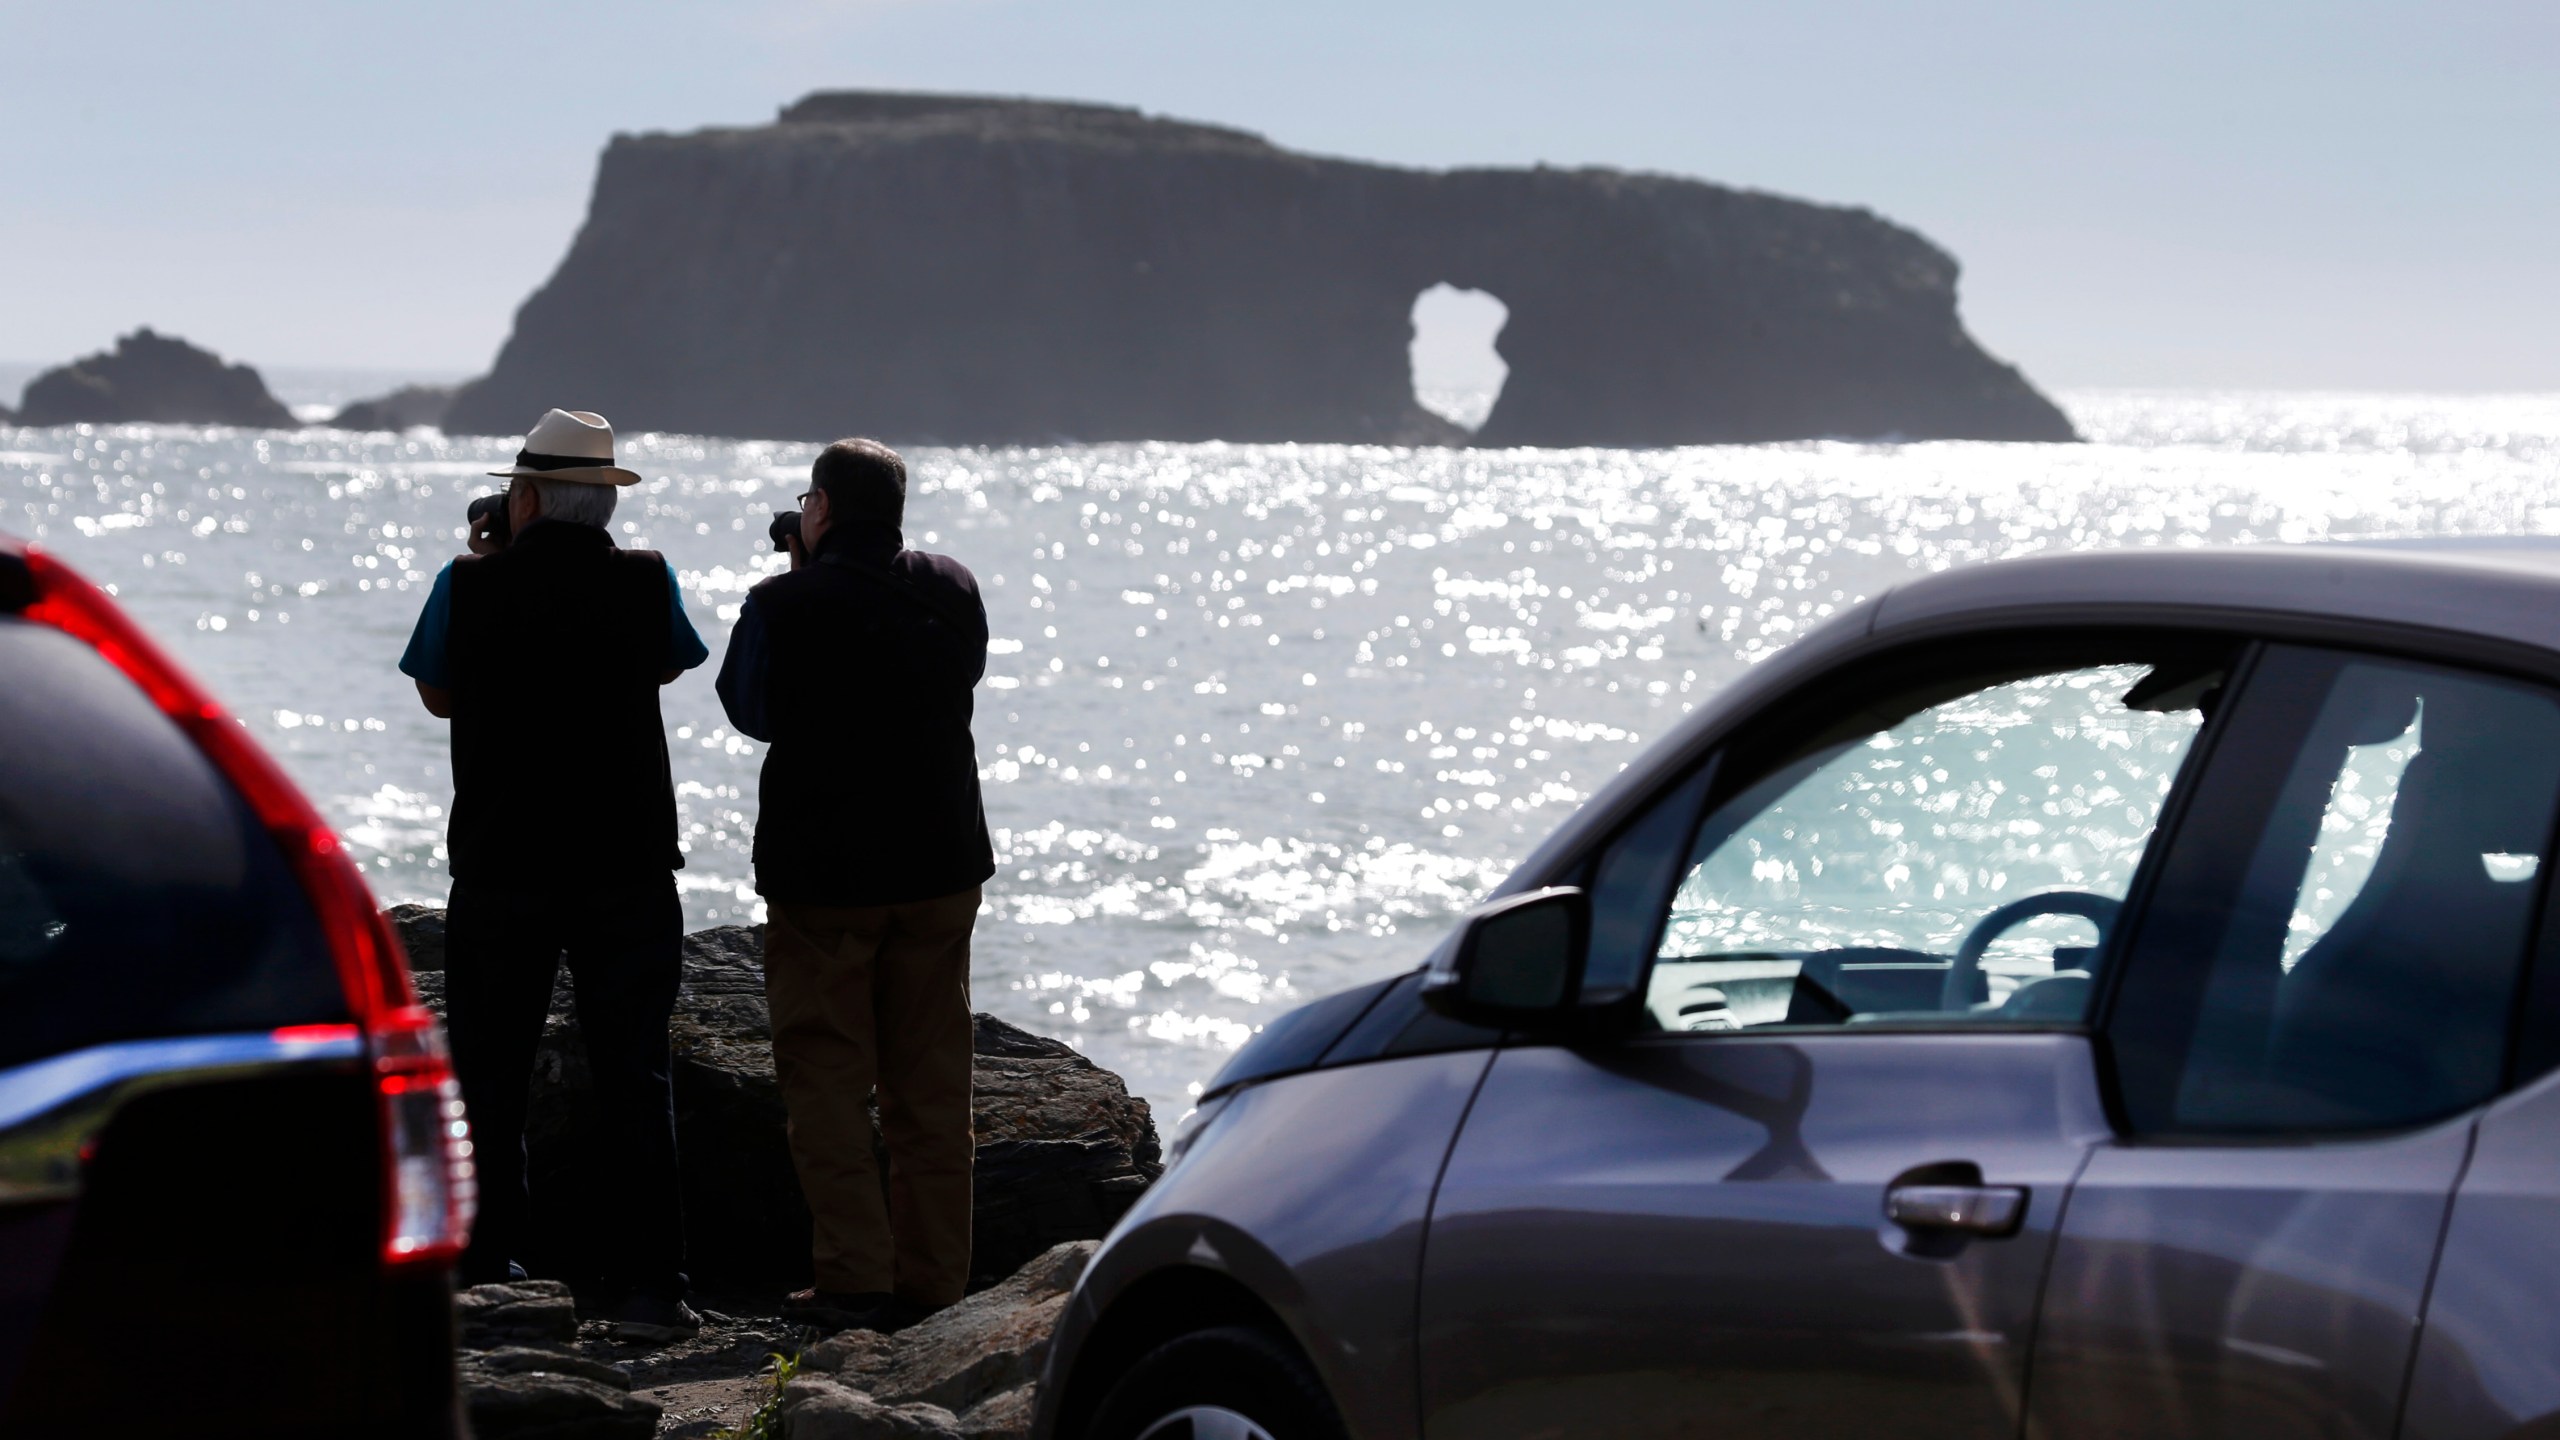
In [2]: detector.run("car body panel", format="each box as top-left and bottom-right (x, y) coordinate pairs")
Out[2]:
(2026, 1118), (2474, 1440)
(1205, 976), (1403, 1096)
(0, 1028), (369, 1397)
(1418, 1033), (2111, 1440)
(2402, 1069), (2560, 1440)
(0, 1204), (70, 1406)
(1037, 1049), (1495, 1440)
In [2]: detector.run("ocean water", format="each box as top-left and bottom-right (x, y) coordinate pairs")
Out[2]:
(5, 389), (2558, 1116)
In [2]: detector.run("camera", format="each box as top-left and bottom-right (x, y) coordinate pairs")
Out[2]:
(769, 509), (802, 553)
(467, 492), (512, 548)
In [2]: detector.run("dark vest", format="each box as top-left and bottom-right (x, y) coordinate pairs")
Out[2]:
(445, 521), (680, 883)
(748, 527), (995, 906)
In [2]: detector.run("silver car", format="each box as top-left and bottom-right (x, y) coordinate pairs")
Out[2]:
(1032, 544), (2560, 1440)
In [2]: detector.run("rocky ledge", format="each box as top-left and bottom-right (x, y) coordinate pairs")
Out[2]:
(450, 1240), (1096, 1439)
(781, 1240), (1093, 1439)
(390, 907), (1160, 1293)
(14, 328), (296, 428)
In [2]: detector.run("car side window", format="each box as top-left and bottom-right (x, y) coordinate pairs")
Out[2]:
(2109, 646), (2560, 1134)
(1629, 644), (2225, 1031)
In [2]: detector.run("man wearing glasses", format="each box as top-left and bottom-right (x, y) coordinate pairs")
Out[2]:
(716, 438), (994, 1333)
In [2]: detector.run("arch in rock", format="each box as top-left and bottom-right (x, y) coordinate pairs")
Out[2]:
(443, 93), (2078, 448)
(1408, 283), (1511, 433)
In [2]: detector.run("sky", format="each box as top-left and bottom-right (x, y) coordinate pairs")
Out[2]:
(5, 0), (2555, 393)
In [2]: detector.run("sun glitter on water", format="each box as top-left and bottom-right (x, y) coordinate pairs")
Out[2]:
(6, 389), (2559, 1113)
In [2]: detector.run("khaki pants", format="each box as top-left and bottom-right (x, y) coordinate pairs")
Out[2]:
(764, 888), (980, 1306)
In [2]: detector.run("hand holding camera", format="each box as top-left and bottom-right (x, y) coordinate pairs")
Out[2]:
(770, 508), (807, 568)
(467, 492), (512, 555)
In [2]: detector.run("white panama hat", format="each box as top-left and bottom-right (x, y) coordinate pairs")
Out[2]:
(487, 408), (644, 487)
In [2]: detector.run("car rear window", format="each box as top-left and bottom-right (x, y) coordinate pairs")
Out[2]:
(0, 619), (345, 1070)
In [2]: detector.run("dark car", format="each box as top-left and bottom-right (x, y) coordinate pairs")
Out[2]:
(0, 535), (469, 1437)
(1032, 542), (2560, 1440)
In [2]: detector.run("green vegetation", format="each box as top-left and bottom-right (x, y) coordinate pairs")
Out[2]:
(714, 1350), (803, 1440)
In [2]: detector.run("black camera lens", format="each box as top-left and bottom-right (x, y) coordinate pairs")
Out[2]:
(769, 509), (802, 553)
(467, 492), (512, 547)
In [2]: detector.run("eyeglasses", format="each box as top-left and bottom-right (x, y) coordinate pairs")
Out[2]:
(797, 491), (817, 509)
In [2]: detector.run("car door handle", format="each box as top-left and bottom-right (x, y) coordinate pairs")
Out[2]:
(1885, 1183), (2028, 1237)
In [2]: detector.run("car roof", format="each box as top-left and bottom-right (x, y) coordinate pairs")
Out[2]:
(1873, 538), (2560, 653)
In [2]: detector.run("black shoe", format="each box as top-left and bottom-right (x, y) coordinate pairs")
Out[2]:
(611, 1292), (703, 1346)
(782, 1287), (942, 1333)
(783, 1287), (890, 1331)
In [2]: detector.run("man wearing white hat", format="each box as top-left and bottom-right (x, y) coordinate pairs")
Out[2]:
(400, 409), (709, 1343)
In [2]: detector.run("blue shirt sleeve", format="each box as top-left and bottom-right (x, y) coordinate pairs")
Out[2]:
(666, 560), (709, 673)
(399, 563), (455, 689)
(716, 591), (771, 741)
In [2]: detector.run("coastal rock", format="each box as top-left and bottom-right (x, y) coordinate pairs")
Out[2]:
(460, 1361), (662, 1440)
(954, 1384), (1037, 1440)
(388, 901), (446, 972)
(451, 1290), (656, 1439)
(457, 1279), (582, 1349)
(468, 1345), (637, 1391)
(14, 328), (296, 428)
(444, 90), (2073, 447)
(773, 1378), (965, 1440)
(330, 382), (458, 431)
(392, 912), (1160, 1289)
(800, 1240), (1093, 1434)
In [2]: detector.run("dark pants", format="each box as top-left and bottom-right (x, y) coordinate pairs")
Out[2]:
(766, 888), (980, 1306)
(444, 873), (687, 1298)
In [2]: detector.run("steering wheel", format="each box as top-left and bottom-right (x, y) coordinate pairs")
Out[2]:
(1941, 891), (2122, 1012)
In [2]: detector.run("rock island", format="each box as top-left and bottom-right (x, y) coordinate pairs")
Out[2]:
(445, 90), (2076, 447)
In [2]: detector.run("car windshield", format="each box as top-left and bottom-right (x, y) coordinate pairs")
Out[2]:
(1648, 661), (2212, 1029)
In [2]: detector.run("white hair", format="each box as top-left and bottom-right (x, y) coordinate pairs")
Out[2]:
(529, 476), (618, 529)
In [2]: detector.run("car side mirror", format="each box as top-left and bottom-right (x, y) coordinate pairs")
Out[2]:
(1419, 886), (1590, 1030)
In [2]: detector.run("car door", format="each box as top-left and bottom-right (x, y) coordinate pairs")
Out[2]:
(2399, 958), (2560, 1440)
(1416, 631), (2237, 1440)
(2026, 644), (2560, 1440)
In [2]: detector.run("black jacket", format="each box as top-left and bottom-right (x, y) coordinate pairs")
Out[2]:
(716, 522), (994, 906)
(446, 521), (681, 882)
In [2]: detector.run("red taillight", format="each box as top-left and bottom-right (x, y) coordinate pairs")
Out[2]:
(374, 1007), (478, 1265)
(18, 544), (476, 1267)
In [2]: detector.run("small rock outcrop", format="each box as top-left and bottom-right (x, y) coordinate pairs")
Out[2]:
(462, 1355), (660, 1440)
(330, 382), (458, 431)
(445, 89), (2074, 447)
(390, 908), (1159, 1290)
(14, 328), (296, 428)
(444, 1241), (1095, 1437)
(458, 1279), (582, 1347)
(776, 1386), (970, 1440)
(456, 1280), (663, 1439)
(785, 1240), (1096, 1440)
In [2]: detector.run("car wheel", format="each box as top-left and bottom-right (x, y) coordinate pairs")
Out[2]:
(1086, 1325), (1347, 1440)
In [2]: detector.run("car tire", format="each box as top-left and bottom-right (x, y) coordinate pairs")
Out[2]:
(1084, 1324), (1348, 1440)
